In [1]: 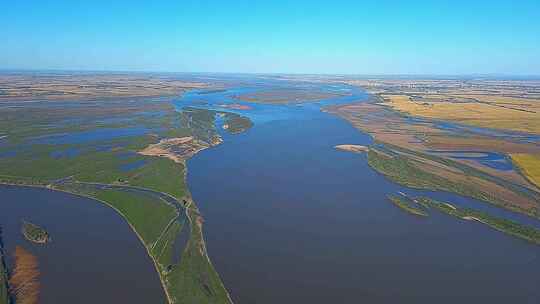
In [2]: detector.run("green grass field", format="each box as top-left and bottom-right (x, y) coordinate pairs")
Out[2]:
(89, 189), (230, 303)
(151, 220), (184, 268)
(166, 208), (231, 304)
(93, 189), (178, 246)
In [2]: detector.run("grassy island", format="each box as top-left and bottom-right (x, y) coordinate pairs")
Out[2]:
(366, 145), (539, 219)
(22, 221), (50, 244)
(387, 195), (428, 217)
(418, 197), (540, 245)
(222, 112), (253, 134)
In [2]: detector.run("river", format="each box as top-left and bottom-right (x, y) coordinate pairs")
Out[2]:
(178, 78), (540, 304)
(0, 185), (166, 304)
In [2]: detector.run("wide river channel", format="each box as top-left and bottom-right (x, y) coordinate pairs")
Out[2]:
(179, 78), (540, 304)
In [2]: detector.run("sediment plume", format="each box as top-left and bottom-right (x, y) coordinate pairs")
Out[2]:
(9, 246), (40, 304)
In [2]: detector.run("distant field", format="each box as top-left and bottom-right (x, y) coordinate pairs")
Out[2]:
(381, 94), (540, 134)
(343, 78), (540, 134)
(346, 78), (540, 99)
(0, 73), (207, 101)
(511, 154), (540, 189)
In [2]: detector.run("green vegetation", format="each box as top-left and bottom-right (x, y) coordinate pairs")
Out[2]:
(0, 102), (235, 303)
(418, 197), (540, 245)
(367, 145), (539, 218)
(0, 143), (188, 199)
(179, 107), (220, 144)
(92, 190), (178, 246)
(84, 188), (230, 303)
(387, 195), (428, 216)
(151, 220), (184, 268)
(166, 208), (231, 304)
(222, 112), (253, 134)
(21, 221), (50, 244)
(369, 148), (491, 200)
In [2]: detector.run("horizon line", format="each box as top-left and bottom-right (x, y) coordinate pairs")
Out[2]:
(1, 68), (539, 79)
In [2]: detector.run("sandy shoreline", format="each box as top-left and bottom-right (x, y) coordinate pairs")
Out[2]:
(334, 144), (369, 153)
(138, 136), (222, 164)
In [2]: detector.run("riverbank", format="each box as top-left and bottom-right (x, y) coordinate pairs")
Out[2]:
(327, 100), (540, 219)
(0, 180), (232, 304)
(335, 144), (369, 153)
(0, 230), (9, 304)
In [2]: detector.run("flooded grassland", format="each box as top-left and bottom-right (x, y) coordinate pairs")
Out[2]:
(0, 86), (253, 303)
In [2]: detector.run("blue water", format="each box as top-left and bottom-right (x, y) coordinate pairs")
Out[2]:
(119, 159), (147, 172)
(29, 127), (150, 145)
(432, 120), (540, 144)
(179, 79), (539, 304)
(50, 147), (81, 159)
(0, 185), (165, 304)
(0, 150), (17, 158)
(427, 150), (514, 171)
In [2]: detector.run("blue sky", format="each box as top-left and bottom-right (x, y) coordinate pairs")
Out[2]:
(1, 0), (539, 74)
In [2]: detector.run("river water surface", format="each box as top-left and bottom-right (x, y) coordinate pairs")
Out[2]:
(179, 79), (540, 304)
(0, 185), (166, 304)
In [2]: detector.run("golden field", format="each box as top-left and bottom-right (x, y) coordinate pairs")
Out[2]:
(511, 154), (540, 189)
(381, 94), (540, 134)
(0, 74), (208, 101)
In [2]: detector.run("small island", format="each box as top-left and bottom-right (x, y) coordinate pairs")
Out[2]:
(387, 195), (428, 217)
(22, 221), (50, 244)
(417, 197), (540, 245)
